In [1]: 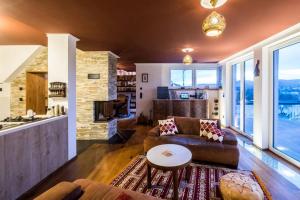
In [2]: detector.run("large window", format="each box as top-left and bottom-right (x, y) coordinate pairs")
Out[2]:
(232, 64), (241, 129)
(170, 68), (221, 88)
(170, 70), (192, 87)
(244, 59), (254, 135)
(231, 59), (254, 137)
(273, 41), (300, 162)
(196, 69), (218, 88)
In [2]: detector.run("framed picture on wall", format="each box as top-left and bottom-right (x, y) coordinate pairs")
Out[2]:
(142, 73), (148, 83)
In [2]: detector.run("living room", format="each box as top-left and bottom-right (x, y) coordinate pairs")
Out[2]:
(0, 0), (300, 200)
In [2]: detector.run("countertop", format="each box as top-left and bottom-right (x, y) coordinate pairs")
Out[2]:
(0, 115), (67, 136)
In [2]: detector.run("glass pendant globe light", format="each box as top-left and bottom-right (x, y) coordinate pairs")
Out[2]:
(183, 55), (193, 65)
(182, 48), (194, 65)
(201, 0), (227, 9)
(202, 11), (226, 37)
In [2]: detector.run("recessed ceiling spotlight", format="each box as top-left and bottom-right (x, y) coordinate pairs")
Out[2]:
(182, 48), (194, 53)
(201, 0), (227, 9)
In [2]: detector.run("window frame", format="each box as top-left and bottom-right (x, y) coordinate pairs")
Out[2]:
(229, 56), (254, 139)
(169, 69), (193, 88)
(268, 35), (300, 167)
(169, 66), (221, 88)
(195, 69), (219, 88)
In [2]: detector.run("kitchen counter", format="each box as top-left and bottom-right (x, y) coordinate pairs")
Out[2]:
(0, 115), (68, 200)
(153, 99), (208, 121)
(0, 115), (66, 135)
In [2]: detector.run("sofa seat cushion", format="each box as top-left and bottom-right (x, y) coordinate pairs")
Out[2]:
(144, 134), (240, 167)
(155, 132), (237, 146)
(151, 135), (227, 149)
(222, 129), (238, 145)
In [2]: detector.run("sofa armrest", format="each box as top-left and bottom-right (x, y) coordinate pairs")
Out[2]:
(34, 182), (82, 200)
(148, 126), (160, 137)
(222, 129), (238, 146)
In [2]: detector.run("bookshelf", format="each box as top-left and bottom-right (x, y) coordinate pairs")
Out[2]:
(117, 70), (136, 114)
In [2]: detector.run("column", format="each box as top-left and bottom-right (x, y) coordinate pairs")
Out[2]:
(47, 34), (79, 160)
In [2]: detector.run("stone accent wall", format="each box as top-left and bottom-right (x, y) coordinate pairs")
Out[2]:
(76, 51), (118, 140)
(9, 48), (118, 140)
(108, 53), (118, 100)
(10, 47), (48, 117)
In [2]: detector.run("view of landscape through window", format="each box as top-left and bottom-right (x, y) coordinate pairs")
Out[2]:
(170, 69), (219, 88)
(273, 42), (300, 162)
(232, 63), (241, 130)
(232, 59), (254, 136)
(196, 69), (217, 87)
(170, 70), (192, 87)
(244, 59), (254, 135)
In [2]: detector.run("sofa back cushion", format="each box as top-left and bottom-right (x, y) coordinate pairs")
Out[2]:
(169, 116), (221, 135)
(34, 182), (82, 200)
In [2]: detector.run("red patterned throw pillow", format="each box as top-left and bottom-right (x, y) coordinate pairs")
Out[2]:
(158, 118), (178, 136)
(200, 119), (218, 137)
(207, 125), (225, 142)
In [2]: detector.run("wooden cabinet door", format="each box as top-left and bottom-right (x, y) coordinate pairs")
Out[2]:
(26, 72), (48, 114)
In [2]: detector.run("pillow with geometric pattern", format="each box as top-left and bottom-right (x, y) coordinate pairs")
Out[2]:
(200, 119), (218, 137)
(158, 118), (178, 136)
(207, 125), (225, 142)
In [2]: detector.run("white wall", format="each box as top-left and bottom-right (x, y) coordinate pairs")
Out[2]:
(0, 45), (43, 120)
(136, 63), (219, 119)
(0, 83), (10, 120)
(219, 23), (300, 149)
(136, 64), (163, 118)
(47, 34), (79, 160)
(0, 45), (42, 82)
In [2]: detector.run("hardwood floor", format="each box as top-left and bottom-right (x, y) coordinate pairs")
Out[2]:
(20, 125), (300, 200)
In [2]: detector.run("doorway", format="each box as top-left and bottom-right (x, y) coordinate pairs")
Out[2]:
(26, 72), (48, 114)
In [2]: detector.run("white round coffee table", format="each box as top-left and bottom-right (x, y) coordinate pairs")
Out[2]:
(146, 144), (192, 200)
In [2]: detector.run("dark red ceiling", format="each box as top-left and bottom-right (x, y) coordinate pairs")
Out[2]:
(1, 0), (300, 70)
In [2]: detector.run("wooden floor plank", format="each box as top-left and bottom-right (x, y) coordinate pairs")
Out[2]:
(19, 125), (300, 200)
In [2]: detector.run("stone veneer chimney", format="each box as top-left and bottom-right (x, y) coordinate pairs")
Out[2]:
(76, 50), (119, 140)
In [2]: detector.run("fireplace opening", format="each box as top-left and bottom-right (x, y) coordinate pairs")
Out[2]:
(94, 101), (115, 122)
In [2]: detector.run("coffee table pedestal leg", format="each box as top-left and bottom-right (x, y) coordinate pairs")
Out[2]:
(147, 163), (151, 189)
(173, 170), (178, 200)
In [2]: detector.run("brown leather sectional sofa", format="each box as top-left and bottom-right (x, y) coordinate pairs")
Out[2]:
(35, 179), (159, 200)
(144, 116), (240, 168)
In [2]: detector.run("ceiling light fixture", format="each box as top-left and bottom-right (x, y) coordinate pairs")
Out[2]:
(202, 11), (226, 37)
(182, 48), (194, 65)
(201, 0), (227, 9)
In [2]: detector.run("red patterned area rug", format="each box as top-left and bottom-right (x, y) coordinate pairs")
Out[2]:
(111, 156), (271, 200)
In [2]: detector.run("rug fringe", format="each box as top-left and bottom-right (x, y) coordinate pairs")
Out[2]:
(252, 171), (272, 200)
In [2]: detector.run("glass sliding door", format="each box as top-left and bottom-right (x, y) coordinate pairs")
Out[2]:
(231, 59), (254, 137)
(244, 59), (254, 136)
(273, 42), (300, 162)
(232, 64), (241, 129)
